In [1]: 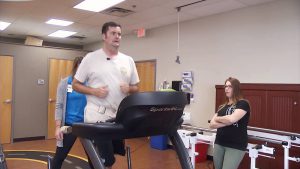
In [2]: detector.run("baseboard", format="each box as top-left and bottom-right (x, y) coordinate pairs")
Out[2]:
(13, 136), (45, 142)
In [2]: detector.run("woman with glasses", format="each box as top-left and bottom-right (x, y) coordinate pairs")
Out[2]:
(209, 77), (250, 169)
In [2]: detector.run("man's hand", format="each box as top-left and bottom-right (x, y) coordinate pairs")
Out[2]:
(92, 86), (109, 98)
(120, 82), (130, 94)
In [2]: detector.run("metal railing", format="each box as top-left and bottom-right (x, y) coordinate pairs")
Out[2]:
(182, 124), (300, 144)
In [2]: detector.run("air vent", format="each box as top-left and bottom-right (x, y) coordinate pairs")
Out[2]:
(68, 35), (86, 40)
(101, 7), (135, 17)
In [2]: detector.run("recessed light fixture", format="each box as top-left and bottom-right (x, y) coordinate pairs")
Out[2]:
(46, 19), (73, 26)
(0, 21), (11, 31)
(74, 0), (125, 12)
(48, 30), (77, 38)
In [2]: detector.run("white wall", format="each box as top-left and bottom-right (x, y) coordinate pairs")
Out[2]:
(84, 0), (300, 128)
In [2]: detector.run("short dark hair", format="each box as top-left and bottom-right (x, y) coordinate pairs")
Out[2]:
(101, 22), (121, 35)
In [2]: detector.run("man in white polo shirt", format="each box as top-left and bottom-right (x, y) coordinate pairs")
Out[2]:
(72, 22), (139, 169)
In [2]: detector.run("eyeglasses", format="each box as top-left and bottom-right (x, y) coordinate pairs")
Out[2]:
(224, 85), (232, 89)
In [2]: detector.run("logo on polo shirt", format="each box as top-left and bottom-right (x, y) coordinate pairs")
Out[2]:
(120, 67), (128, 76)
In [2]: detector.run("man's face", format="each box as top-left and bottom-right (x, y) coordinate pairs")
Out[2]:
(102, 26), (122, 48)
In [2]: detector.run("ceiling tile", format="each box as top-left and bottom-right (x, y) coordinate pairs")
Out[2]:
(163, 0), (223, 9)
(52, 8), (93, 22)
(0, 1), (35, 22)
(77, 13), (119, 26)
(26, 25), (62, 37)
(0, 0), (281, 45)
(116, 0), (168, 12)
(115, 4), (176, 27)
(128, 12), (197, 31)
(1, 15), (45, 35)
(236, 0), (277, 6)
(25, 0), (70, 19)
(185, 0), (246, 17)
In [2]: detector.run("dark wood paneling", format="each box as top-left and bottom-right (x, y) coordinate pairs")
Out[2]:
(267, 91), (297, 132)
(293, 92), (300, 133)
(215, 88), (225, 112)
(243, 90), (267, 128)
(216, 83), (300, 91)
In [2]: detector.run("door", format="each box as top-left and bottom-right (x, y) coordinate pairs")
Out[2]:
(0, 56), (13, 144)
(47, 59), (73, 139)
(135, 60), (156, 92)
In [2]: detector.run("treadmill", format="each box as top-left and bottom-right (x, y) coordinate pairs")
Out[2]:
(71, 91), (193, 169)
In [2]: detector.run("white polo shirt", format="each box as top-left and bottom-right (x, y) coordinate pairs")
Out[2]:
(75, 49), (140, 122)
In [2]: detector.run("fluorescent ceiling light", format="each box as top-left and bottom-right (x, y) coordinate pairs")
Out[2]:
(46, 19), (73, 26)
(0, 21), (11, 31)
(48, 30), (76, 38)
(74, 0), (125, 12)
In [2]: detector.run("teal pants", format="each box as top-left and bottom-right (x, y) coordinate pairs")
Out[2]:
(213, 144), (245, 169)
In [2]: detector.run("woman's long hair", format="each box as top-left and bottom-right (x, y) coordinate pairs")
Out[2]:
(72, 56), (83, 77)
(224, 77), (243, 105)
(217, 77), (244, 111)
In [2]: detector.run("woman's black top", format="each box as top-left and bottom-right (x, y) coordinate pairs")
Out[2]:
(215, 100), (250, 151)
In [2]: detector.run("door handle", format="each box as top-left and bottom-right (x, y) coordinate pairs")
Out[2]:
(49, 98), (56, 103)
(3, 99), (12, 104)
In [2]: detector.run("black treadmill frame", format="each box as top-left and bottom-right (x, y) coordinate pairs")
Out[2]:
(73, 92), (194, 169)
